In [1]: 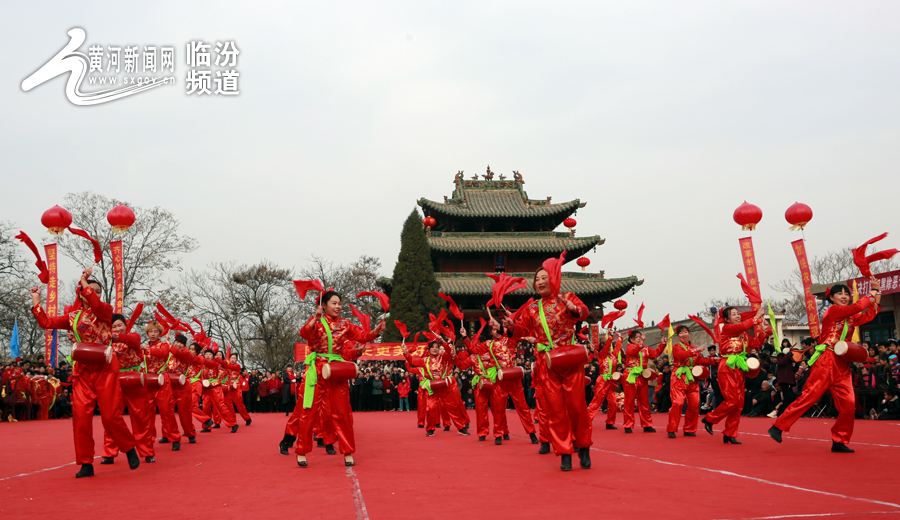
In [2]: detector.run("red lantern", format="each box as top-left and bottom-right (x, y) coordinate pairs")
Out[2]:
(107, 204), (136, 233)
(733, 201), (762, 231)
(423, 216), (436, 235)
(41, 205), (72, 235)
(563, 217), (576, 235)
(613, 299), (628, 311)
(784, 202), (813, 231)
(576, 257), (590, 271)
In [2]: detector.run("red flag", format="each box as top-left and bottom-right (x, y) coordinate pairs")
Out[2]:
(15, 231), (50, 283)
(394, 320), (409, 340)
(484, 273), (526, 308)
(67, 226), (102, 264)
(601, 310), (625, 329)
(506, 298), (535, 324)
(126, 303), (143, 333)
(349, 304), (371, 333)
(658, 314), (671, 332)
(438, 293), (464, 320)
(293, 279), (324, 300)
(226, 344), (232, 359)
(737, 273), (762, 304)
(688, 315), (717, 343)
(357, 291), (390, 313)
(633, 303), (645, 329)
(852, 233), (898, 277)
(474, 317), (488, 342)
(541, 251), (567, 296)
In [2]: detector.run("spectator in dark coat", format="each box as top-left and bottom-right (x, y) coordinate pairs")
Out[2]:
(775, 350), (798, 415)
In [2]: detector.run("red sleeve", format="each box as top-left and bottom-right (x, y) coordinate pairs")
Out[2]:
(563, 292), (589, 321)
(647, 340), (667, 358)
(31, 306), (71, 331)
(721, 318), (760, 338)
(696, 354), (718, 366)
(595, 335), (614, 361)
(625, 343), (642, 357)
(202, 358), (218, 369)
(455, 351), (474, 370)
(81, 287), (113, 324)
(171, 348), (194, 363)
(825, 296), (874, 322)
(299, 315), (318, 341)
(853, 301), (881, 327)
(405, 354), (425, 368)
(468, 340), (489, 356)
(148, 344), (169, 357)
(345, 321), (378, 344)
(113, 332), (141, 349)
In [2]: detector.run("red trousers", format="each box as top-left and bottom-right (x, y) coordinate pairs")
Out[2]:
(493, 379), (535, 437)
(417, 385), (427, 426)
(190, 381), (210, 425)
(37, 396), (51, 420)
(774, 350), (855, 444)
(284, 392), (337, 445)
(103, 381), (155, 458)
(623, 377), (653, 429)
(449, 379), (471, 426)
(425, 387), (468, 431)
(295, 367), (354, 455)
(220, 387), (238, 425)
(534, 384), (550, 444)
(473, 384), (493, 438)
(71, 360), (136, 465)
(540, 363), (592, 455)
(202, 388), (224, 424)
(171, 381), (196, 438)
(205, 386), (236, 427)
(588, 378), (618, 425)
(705, 360), (744, 437)
(229, 387), (251, 421)
(147, 379), (182, 442)
(667, 376), (700, 434)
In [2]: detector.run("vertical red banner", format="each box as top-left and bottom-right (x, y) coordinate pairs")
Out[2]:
(738, 237), (763, 337)
(44, 244), (58, 366)
(110, 240), (124, 313)
(589, 323), (600, 348)
(791, 239), (820, 338)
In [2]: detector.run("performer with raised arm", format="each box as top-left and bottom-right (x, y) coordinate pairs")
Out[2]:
(588, 330), (623, 429)
(621, 330), (666, 434)
(503, 257), (592, 472)
(167, 334), (198, 444)
(30, 268), (140, 478)
(227, 352), (252, 425)
(403, 339), (471, 438)
(214, 350), (239, 429)
(101, 313), (156, 463)
(144, 321), (183, 451)
(295, 290), (385, 467)
(201, 348), (238, 432)
(185, 342), (212, 433)
(702, 305), (769, 444)
(455, 325), (496, 442)
(770, 279), (882, 452)
(666, 325), (719, 438)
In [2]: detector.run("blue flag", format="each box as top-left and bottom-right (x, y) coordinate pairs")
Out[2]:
(9, 319), (19, 359)
(50, 329), (58, 367)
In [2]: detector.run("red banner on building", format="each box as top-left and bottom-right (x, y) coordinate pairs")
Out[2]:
(791, 239), (820, 337)
(590, 324), (600, 348)
(110, 240), (124, 313)
(295, 342), (408, 362)
(44, 244), (58, 366)
(847, 269), (900, 296)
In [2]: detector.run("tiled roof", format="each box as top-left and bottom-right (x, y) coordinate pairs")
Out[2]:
(428, 232), (604, 253)
(421, 272), (642, 297)
(418, 179), (584, 219)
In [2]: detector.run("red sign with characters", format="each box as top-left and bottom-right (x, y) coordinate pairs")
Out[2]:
(110, 240), (124, 313)
(295, 342), (408, 362)
(848, 268), (900, 297)
(791, 239), (821, 337)
(44, 244), (58, 366)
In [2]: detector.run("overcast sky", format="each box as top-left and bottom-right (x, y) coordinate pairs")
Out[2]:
(2, 1), (899, 324)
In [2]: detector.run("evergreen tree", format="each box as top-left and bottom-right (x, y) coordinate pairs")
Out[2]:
(383, 209), (443, 342)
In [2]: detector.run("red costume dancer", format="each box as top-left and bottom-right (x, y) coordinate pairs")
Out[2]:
(185, 343), (212, 432)
(588, 332), (623, 429)
(403, 339), (471, 437)
(201, 349), (238, 432)
(295, 291), (384, 467)
(702, 305), (769, 444)
(227, 353), (252, 425)
(621, 330), (666, 433)
(467, 326), (537, 445)
(34, 377), (52, 420)
(144, 322), (183, 449)
(30, 272), (140, 478)
(167, 334), (198, 443)
(215, 352), (238, 428)
(454, 342), (495, 441)
(408, 364), (428, 428)
(102, 314), (156, 463)
(279, 376), (338, 455)
(505, 263), (591, 471)
(666, 326), (718, 438)
(770, 281), (882, 452)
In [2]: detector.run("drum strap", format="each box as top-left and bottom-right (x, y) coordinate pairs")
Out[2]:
(809, 320), (849, 366)
(302, 318), (344, 408)
(485, 341), (499, 382)
(120, 364), (142, 372)
(536, 299), (555, 353)
(157, 353), (172, 374)
(602, 344), (618, 382)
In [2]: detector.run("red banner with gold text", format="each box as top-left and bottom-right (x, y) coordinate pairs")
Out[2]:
(44, 244), (58, 366)
(739, 237), (763, 337)
(295, 343), (408, 362)
(110, 240), (124, 313)
(791, 239), (820, 337)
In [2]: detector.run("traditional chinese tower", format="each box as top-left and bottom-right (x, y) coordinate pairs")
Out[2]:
(390, 167), (643, 324)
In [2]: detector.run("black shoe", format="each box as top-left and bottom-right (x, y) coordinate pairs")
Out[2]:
(317, 438), (325, 448)
(345, 459), (355, 467)
(246, 418), (252, 426)
(768, 426), (783, 443)
(204, 419), (213, 429)
(495, 437), (502, 445)
(158, 437), (170, 444)
(212, 424), (221, 429)
(279, 443), (288, 455)
(458, 427), (470, 436)
(667, 432), (676, 438)
(231, 425), (239, 433)
(684, 432), (697, 437)
(100, 457), (114, 465)
(605, 424), (617, 430)
(578, 447), (591, 469)
(172, 442), (180, 451)
(832, 442), (854, 453)
(325, 444), (337, 455)
(723, 435), (742, 445)
(539, 442), (550, 455)
(478, 436), (486, 441)
(75, 463), (94, 478)
(529, 433), (539, 444)
(747, 411), (759, 418)
(560, 454), (573, 472)
(417, 425), (425, 429)
(188, 436), (196, 444)
(126, 448), (141, 470)
(443, 426), (450, 432)
(702, 417), (713, 435)
(426, 430), (434, 437)
(145, 456), (155, 463)
(297, 456), (307, 467)
(503, 434), (510, 440)
(200, 428), (212, 433)
(643, 427), (656, 433)
(624, 428), (633, 433)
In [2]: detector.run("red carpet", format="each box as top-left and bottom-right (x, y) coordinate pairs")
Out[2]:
(1, 410), (899, 519)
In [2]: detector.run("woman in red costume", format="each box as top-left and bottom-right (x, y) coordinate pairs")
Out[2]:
(185, 342), (212, 433)
(205, 350), (238, 432)
(621, 330), (666, 434)
(214, 351), (239, 428)
(403, 339), (471, 438)
(701, 305), (769, 444)
(503, 265), (591, 472)
(30, 269), (140, 478)
(227, 353), (252, 425)
(588, 330), (623, 429)
(295, 290), (384, 467)
(102, 313), (156, 463)
(769, 280), (882, 452)
(666, 325), (719, 438)
(454, 329), (496, 442)
(144, 321), (183, 450)
(167, 334), (199, 443)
